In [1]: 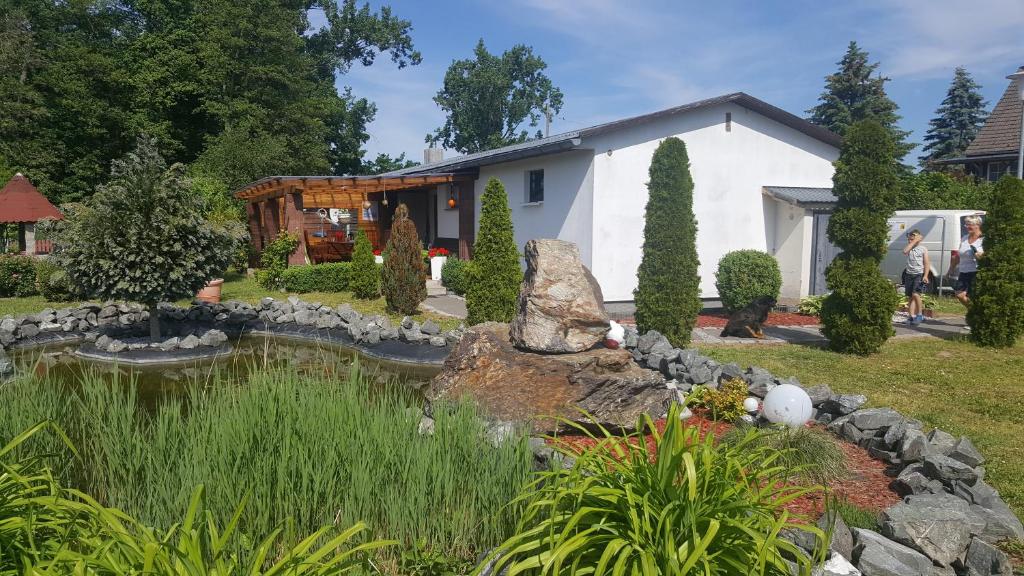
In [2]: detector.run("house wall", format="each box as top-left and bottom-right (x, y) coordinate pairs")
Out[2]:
(435, 184), (460, 239)
(586, 102), (838, 301)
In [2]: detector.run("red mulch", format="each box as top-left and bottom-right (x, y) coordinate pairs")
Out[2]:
(546, 412), (899, 523)
(694, 311), (820, 328)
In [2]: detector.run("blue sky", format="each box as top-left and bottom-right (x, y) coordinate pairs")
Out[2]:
(337, 0), (1024, 165)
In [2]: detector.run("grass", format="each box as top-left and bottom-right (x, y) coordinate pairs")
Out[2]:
(0, 269), (461, 331)
(702, 337), (1024, 518)
(828, 500), (880, 532)
(721, 424), (848, 484)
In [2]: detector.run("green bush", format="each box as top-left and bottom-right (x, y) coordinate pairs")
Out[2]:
(694, 378), (748, 421)
(798, 295), (825, 316)
(484, 404), (825, 575)
(821, 120), (899, 354)
(466, 178), (521, 325)
(440, 256), (470, 295)
(0, 254), (38, 297)
(34, 258), (75, 301)
(255, 231), (300, 289)
(634, 137), (700, 347)
(382, 203), (427, 314)
(348, 229), (380, 299)
(280, 262), (350, 293)
(968, 176), (1024, 347)
(715, 250), (782, 312)
(897, 171), (992, 211)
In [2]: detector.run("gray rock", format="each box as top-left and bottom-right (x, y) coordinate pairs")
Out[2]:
(400, 325), (424, 343)
(849, 408), (904, 431)
(199, 329), (228, 347)
(814, 410), (836, 425)
(381, 327), (400, 340)
(744, 366), (775, 397)
(157, 337), (180, 351)
(429, 336), (447, 347)
(687, 364), (714, 385)
(128, 342), (148, 351)
(106, 339), (127, 353)
(364, 327), (381, 345)
(315, 314), (342, 330)
(287, 295), (301, 307)
(969, 498), (1024, 542)
(260, 297), (275, 309)
(962, 537), (1013, 576)
(275, 313), (294, 324)
(636, 330), (668, 354)
(417, 416), (435, 436)
(485, 421), (516, 448)
(718, 361), (744, 381)
(817, 554), (862, 576)
(927, 429), (957, 455)
(953, 479), (999, 508)
(806, 384), (834, 407)
(179, 334), (201, 350)
(899, 429), (932, 463)
(18, 323), (40, 339)
(821, 394), (867, 416)
(0, 349), (12, 376)
(948, 436), (985, 468)
(852, 528), (935, 576)
(401, 316), (414, 329)
(622, 327), (639, 349)
(922, 453), (979, 485)
(293, 309), (317, 326)
(882, 418), (921, 449)
(95, 334), (112, 350)
(420, 320), (441, 335)
(819, 513), (855, 561)
(347, 324), (364, 342)
(0, 317), (18, 334)
(881, 493), (973, 566)
(893, 467), (945, 497)
(781, 526), (819, 554)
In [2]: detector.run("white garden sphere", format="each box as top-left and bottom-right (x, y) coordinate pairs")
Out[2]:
(743, 397), (760, 413)
(762, 384), (813, 428)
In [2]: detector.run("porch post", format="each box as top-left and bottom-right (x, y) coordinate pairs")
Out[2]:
(245, 202), (264, 267)
(457, 181), (475, 260)
(262, 198), (281, 239)
(24, 223), (35, 255)
(17, 223), (26, 254)
(283, 191), (307, 265)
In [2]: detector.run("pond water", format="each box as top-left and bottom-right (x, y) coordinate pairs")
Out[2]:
(7, 335), (440, 406)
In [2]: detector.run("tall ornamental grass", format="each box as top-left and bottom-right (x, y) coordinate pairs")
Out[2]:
(0, 362), (531, 566)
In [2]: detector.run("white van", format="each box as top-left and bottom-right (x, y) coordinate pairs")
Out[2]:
(882, 210), (986, 293)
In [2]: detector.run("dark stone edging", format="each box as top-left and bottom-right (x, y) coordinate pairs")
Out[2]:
(74, 342), (234, 366)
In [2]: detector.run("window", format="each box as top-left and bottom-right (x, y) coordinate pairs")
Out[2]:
(987, 161), (1014, 182)
(526, 169), (544, 203)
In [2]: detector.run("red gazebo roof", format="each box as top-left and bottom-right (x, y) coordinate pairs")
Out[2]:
(0, 173), (62, 224)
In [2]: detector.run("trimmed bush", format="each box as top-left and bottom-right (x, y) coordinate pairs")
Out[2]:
(715, 250), (782, 312)
(466, 178), (521, 325)
(634, 137), (700, 346)
(968, 176), (1024, 347)
(821, 120), (900, 354)
(348, 229), (380, 299)
(281, 262), (350, 293)
(0, 254), (37, 297)
(255, 232), (300, 290)
(382, 203), (426, 314)
(34, 258), (75, 301)
(440, 256), (470, 295)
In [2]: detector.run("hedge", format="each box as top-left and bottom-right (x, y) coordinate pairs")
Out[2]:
(35, 258), (75, 302)
(441, 257), (470, 295)
(715, 250), (781, 312)
(281, 263), (350, 293)
(0, 255), (38, 297)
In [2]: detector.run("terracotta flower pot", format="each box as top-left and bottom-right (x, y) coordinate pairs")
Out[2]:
(196, 278), (225, 304)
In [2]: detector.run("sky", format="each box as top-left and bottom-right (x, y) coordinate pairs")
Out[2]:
(334, 0), (1024, 165)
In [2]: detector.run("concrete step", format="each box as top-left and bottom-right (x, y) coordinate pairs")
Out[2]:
(426, 279), (447, 296)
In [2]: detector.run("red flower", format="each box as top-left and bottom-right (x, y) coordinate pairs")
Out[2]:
(428, 247), (450, 258)
(373, 249), (382, 256)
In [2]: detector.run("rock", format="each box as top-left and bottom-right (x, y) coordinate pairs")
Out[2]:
(819, 514), (855, 560)
(417, 416), (435, 436)
(893, 466), (944, 497)
(0, 349), (12, 376)
(820, 394), (867, 416)
(718, 361), (744, 382)
(485, 421), (516, 447)
(18, 323), (40, 339)
(922, 453), (979, 485)
(157, 337), (180, 351)
(927, 428), (957, 455)
(364, 327), (381, 345)
(962, 537), (1013, 576)
(636, 330), (668, 354)
(806, 384), (834, 407)
(509, 240), (609, 354)
(817, 553), (861, 576)
(881, 493), (973, 566)
(849, 408), (904, 431)
(954, 479), (999, 508)
(0, 317), (17, 334)
(400, 325), (424, 343)
(315, 314), (343, 330)
(622, 327), (639, 349)
(95, 334), (112, 350)
(420, 320), (441, 335)
(429, 323), (672, 434)
(969, 498), (1024, 542)
(293, 309), (317, 326)
(882, 418), (920, 448)
(427, 335), (446, 347)
(179, 334), (201, 350)
(106, 339), (127, 353)
(745, 367), (775, 397)
(948, 436), (985, 468)
(899, 429), (931, 463)
(199, 329), (228, 347)
(852, 528), (935, 576)
(275, 313), (294, 324)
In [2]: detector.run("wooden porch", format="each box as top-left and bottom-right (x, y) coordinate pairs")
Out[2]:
(234, 174), (477, 266)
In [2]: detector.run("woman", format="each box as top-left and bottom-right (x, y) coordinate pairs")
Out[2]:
(902, 229), (930, 324)
(950, 215), (984, 308)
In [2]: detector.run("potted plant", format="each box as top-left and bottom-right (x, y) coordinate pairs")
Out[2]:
(428, 247), (449, 281)
(373, 249), (383, 264)
(196, 277), (225, 303)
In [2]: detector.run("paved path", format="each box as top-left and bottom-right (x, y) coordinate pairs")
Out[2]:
(692, 314), (968, 346)
(422, 294), (467, 319)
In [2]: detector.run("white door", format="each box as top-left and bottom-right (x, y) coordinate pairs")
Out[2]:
(810, 213), (841, 295)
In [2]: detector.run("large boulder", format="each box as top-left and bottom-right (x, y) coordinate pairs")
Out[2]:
(880, 493), (973, 566)
(509, 239), (609, 353)
(429, 323), (671, 434)
(852, 528), (934, 576)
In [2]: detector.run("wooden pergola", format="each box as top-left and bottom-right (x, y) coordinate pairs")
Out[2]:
(234, 173), (477, 265)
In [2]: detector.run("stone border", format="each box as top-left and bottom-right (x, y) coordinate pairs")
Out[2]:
(74, 342), (234, 365)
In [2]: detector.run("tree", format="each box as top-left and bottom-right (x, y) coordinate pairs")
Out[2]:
(919, 67), (988, 168)
(50, 137), (233, 339)
(967, 176), (1024, 347)
(349, 229), (380, 299)
(381, 203), (426, 314)
(819, 120), (900, 354)
(897, 171), (992, 211)
(808, 42), (913, 161)
(427, 39), (563, 154)
(465, 178), (521, 325)
(361, 152), (419, 175)
(634, 137), (700, 347)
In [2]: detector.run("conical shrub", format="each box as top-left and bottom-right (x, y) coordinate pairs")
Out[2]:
(348, 229), (379, 299)
(381, 204), (426, 314)
(466, 178), (521, 325)
(968, 176), (1024, 347)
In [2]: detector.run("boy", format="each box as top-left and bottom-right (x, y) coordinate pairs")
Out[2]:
(902, 229), (930, 324)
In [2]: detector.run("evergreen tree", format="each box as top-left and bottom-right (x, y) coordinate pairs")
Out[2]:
(919, 67), (988, 168)
(348, 229), (380, 299)
(967, 177), (1024, 347)
(465, 178), (521, 325)
(820, 120), (900, 354)
(381, 203), (425, 315)
(634, 137), (700, 347)
(808, 42), (913, 161)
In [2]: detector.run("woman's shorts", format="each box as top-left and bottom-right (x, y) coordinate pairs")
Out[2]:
(955, 271), (977, 296)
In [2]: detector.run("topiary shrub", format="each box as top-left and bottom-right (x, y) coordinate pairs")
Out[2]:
(381, 203), (426, 315)
(715, 250), (782, 312)
(820, 120), (900, 354)
(348, 229), (380, 299)
(968, 176), (1024, 347)
(0, 254), (38, 297)
(634, 137), (700, 347)
(34, 258), (75, 302)
(440, 257), (469, 295)
(281, 262), (350, 293)
(466, 178), (521, 325)
(255, 232), (300, 290)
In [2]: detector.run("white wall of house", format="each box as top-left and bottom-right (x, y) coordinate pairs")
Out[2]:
(435, 183), (459, 239)
(765, 198), (815, 301)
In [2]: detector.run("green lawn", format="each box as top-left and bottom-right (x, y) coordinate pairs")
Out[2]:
(0, 271), (461, 331)
(702, 337), (1024, 518)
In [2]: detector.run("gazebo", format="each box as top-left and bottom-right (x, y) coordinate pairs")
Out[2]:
(0, 173), (62, 255)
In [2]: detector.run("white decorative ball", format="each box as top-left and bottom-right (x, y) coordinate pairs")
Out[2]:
(606, 320), (625, 345)
(762, 384), (813, 428)
(743, 397), (760, 413)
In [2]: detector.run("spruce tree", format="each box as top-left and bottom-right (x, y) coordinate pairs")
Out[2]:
(808, 42), (913, 161)
(967, 177), (1024, 347)
(919, 67), (988, 168)
(820, 120), (900, 354)
(466, 178), (521, 325)
(348, 229), (380, 299)
(634, 137), (700, 347)
(381, 203), (426, 315)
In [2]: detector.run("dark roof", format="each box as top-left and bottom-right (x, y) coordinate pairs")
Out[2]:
(965, 66), (1023, 157)
(388, 92), (841, 176)
(0, 173), (62, 223)
(763, 186), (836, 209)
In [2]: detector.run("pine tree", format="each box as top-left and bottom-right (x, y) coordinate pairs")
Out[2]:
(967, 177), (1024, 347)
(634, 137), (700, 347)
(381, 204), (426, 315)
(919, 67), (988, 168)
(465, 178), (521, 325)
(820, 120), (900, 354)
(348, 229), (380, 299)
(808, 42), (914, 161)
